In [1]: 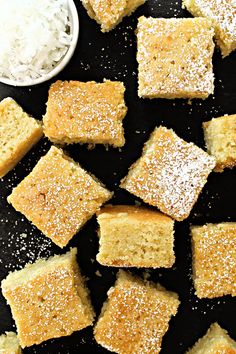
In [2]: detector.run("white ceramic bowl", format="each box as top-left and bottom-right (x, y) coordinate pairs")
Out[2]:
(0, 0), (79, 87)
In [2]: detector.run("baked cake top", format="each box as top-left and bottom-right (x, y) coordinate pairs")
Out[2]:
(81, 0), (146, 32)
(183, 0), (236, 57)
(191, 222), (236, 298)
(97, 204), (174, 222)
(121, 126), (215, 221)
(43, 80), (127, 147)
(1, 248), (94, 348)
(7, 146), (112, 247)
(94, 270), (180, 354)
(187, 322), (236, 353)
(137, 17), (215, 99)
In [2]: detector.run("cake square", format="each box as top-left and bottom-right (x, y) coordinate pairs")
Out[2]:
(0, 97), (43, 178)
(43, 80), (127, 148)
(191, 223), (236, 298)
(7, 146), (112, 248)
(94, 270), (179, 354)
(121, 126), (215, 221)
(137, 16), (215, 99)
(183, 0), (236, 57)
(0, 332), (22, 354)
(81, 0), (146, 32)
(1, 249), (95, 348)
(187, 323), (236, 353)
(203, 114), (236, 172)
(96, 205), (175, 268)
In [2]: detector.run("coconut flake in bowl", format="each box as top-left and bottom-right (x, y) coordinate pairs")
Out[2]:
(0, 0), (79, 86)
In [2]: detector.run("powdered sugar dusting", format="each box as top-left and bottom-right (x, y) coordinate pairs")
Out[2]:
(81, 0), (146, 32)
(1, 249), (94, 347)
(184, 0), (236, 56)
(137, 17), (215, 99)
(7, 146), (112, 248)
(122, 126), (216, 221)
(94, 271), (179, 354)
(43, 80), (127, 147)
(192, 223), (236, 298)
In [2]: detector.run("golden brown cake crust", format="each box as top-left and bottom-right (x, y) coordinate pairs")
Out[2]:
(97, 204), (173, 222)
(94, 271), (180, 354)
(0, 97), (43, 178)
(191, 223), (236, 298)
(1, 249), (94, 348)
(187, 323), (236, 353)
(203, 114), (236, 172)
(121, 126), (215, 221)
(7, 146), (112, 247)
(43, 80), (127, 147)
(81, 0), (128, 32)
(81, 0), (146, 32)
(137, 17), (215, 99)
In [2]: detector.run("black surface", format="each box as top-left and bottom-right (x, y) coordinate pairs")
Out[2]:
(0, 1), (236, 353)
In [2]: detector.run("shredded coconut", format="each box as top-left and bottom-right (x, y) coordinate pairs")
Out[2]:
(0, 0), (72, 81)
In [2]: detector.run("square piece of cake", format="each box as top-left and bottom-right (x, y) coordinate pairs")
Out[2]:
(121, 126), (215, 221)
(81, 0), (146, 32)
(183, 0), (236, 57)
(187, 323), (236, 353)
(94, 270), (180, 354)
(0, 97), (43, 178)
(43, 80), (127, 148)
(137, 17), (215, 99)
(191, 223), (236, 298)
(203, 114), (236, 172)
(0, 332), (21, 354)
(1, 249), (95, 348)
(7, 146), (112, 248)
(96, 205), (175, 268)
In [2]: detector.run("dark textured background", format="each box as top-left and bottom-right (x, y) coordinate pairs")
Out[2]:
(0, 1), (236, 353)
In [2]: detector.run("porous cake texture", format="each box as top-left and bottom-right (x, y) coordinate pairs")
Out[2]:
(43, 80), (127, 148)
(0, 97), (43, 178)
(187, 323), (236, 353)
(191, 223), (236, 298)
(121, 126), (215, 221)
(0, 332), (22, 354)
(81, 0), (146, 32)
(183, 0), (236, 57)
(1, 249), (95, 348)
(7, 146), (112, 248)
(96, 205), (175, 268)
(137, 17), (215, 99)
(94, 270), (180, 354)
(203, 114), (236, 172)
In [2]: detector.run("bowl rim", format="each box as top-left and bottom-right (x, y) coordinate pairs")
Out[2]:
(0, 0), (79, 87)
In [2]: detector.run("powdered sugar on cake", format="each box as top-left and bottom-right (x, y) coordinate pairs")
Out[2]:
(185, 0), (236, 56)
(122, 127), (216, 221)
(137, 17), (215, 99)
